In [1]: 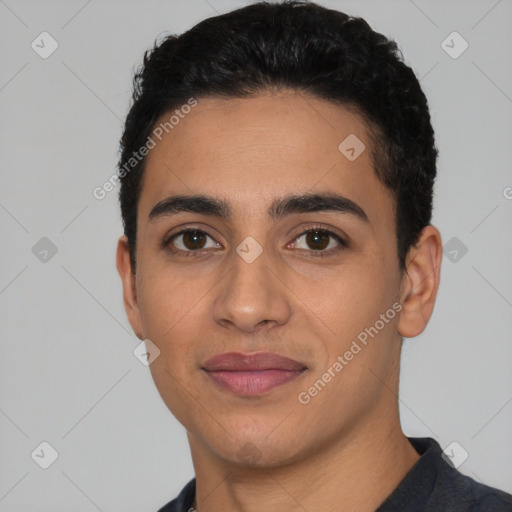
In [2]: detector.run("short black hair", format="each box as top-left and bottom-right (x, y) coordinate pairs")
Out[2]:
(118, 0), (437, 272)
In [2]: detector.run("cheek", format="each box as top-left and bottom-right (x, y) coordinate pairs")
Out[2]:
(295, 308), (400, 435)
(148, 358), (201, 432)
(300, 256), (401, 384)
(137, 272), (205, 399)
(302, 260), (392, 338)
(137, 268), (202, 339)
(141, 284), (207, 429)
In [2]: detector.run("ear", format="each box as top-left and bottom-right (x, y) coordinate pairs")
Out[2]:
(116, 235), (143, 338)
(397, 225), (442, 338)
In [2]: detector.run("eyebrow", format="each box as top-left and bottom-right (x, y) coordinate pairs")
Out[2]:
(148, 193), (369, 224)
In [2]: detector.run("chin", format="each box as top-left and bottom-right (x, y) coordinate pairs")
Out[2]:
(206, 431), (309, 469)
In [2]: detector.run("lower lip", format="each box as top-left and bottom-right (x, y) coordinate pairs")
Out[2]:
(204, 369), (305, 396)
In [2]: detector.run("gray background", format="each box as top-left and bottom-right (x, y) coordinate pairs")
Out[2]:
(1, 0), (511, 510)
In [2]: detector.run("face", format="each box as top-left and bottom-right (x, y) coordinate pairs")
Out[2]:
(119, 90), (414, 467)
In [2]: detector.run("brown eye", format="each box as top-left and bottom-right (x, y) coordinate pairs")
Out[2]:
(292, 228), (346, 254)
(182, 230), (207, 250)
(168, 229), (219, 252)
(305, 230), (330, 250)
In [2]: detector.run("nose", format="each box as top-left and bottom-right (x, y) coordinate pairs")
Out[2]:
(212, 248), (292, 334)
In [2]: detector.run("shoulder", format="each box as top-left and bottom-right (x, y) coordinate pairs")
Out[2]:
(416, 437), (512, 511)
(378, 437), (512, 512)
(445, 466), (512, 511)
(156, 478), (196, 512)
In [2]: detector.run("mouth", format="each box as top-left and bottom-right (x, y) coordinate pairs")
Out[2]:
(202, 352), (307, 396)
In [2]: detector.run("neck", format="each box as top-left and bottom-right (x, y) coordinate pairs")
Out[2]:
(188, 397), (419, 512)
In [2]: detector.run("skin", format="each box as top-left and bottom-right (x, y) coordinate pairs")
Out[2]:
(117, 90), (442, 512)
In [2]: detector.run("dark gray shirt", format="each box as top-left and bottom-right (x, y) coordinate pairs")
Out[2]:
(157, 437), (512, 511)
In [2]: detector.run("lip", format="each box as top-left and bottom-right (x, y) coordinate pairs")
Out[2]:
(202, 352), (307, 396)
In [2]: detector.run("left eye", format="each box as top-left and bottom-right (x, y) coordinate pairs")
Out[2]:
(169, 230), (220, 251)
(292, 229), (345, 251)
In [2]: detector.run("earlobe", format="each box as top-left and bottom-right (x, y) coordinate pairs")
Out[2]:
(397, 225), (442, 338)
(116, 235), (143, 338)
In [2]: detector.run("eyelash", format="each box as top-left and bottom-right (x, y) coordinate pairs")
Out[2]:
(163, 225), (349, 259)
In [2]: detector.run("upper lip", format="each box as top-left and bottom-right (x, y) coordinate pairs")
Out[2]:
(202, 352), (307, 372)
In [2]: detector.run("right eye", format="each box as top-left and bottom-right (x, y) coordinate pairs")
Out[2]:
(166, 229), (221, 256)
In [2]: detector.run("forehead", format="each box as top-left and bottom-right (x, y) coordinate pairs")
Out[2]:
(138, 91), (393, 226)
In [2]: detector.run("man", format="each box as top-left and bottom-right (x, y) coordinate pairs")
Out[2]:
(116, 2), (512, 510)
